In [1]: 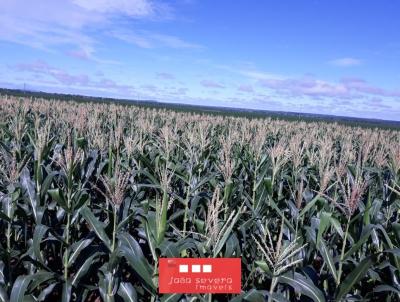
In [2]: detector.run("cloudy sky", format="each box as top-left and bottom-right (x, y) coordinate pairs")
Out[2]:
(0, 0), (399, 120)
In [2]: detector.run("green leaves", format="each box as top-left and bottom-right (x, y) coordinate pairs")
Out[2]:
(318, 239), (338, 284)
(20, 167), (40, 223)
(231, 289), (270, 302)
(279, 272), (326, 302)
(2, 95), (400, 301)
(61, 281), (71, 302)
(71, 252), (101, 286)
(213, 207), (242, 257)
(48, 188), (67, 210)
(0, 286), (8, 302)
(316, 211), (331, 246)
(10, 275), (33, 302)
(67, 238), (93, 267)
(10, 272), (55, 302)
(335, 257), (373, 301)
(80, 206), (111, 250)
(32, 224), (49, 265)
(117, 233), (156, 293)
(117, 282), (138, 302)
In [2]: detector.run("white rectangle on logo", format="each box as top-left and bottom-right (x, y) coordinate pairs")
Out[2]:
(179, 265), (188, 273)
(203, 264), (212, 273)
(192, 265), (201, 273)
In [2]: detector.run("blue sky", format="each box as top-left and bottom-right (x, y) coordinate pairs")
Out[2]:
(0, 0), (399, 120)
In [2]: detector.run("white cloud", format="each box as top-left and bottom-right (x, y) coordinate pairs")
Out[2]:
(150, 33), (202, 49)
(216, 64), (283, 81)
(72, 0), (155, 16)
(11, 59), (135, 92)
(329, 57), (362, 67)
(156, 72), (175, 80)
(0, 0), (103, 31)
(109, 29), (203, 49)
(109, 30), (153, 48)
(200, 80), (225, 89)
(0, 0), (174, 60)
(237, 84), (254, 93)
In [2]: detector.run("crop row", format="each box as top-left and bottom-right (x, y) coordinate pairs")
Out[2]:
(0, 96), (400, 301)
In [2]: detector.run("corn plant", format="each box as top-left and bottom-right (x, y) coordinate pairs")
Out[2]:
(0, 95), (400, 301)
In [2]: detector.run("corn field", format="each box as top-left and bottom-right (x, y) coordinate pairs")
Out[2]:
(1, 96), (400, 302)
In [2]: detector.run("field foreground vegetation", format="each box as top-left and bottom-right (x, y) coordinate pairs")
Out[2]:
(1, 96), (400, 301)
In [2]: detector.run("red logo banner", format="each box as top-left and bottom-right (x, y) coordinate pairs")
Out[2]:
(158, 258), (241, 294)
